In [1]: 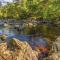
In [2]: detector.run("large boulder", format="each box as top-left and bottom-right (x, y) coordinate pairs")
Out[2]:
(0, 38), (38, 60)
(45, 36), (60, 60)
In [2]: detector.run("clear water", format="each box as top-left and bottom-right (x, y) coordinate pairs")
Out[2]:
(0, 27), (48, 48)
(0, 27), (17, 36)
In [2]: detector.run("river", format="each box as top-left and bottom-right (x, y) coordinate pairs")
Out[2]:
(0, 27), (48, 47)
(0, 27), (48, 60)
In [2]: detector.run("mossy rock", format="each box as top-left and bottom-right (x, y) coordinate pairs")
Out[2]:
(0, 35), (7, 41)
(10, 38), (16, 46)
(9, 38), (19, 50)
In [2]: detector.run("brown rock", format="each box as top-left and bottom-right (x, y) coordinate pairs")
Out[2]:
(0, 38), (38, 60)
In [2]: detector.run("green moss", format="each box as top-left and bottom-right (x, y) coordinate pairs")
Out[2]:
(0, 35), (7, 41)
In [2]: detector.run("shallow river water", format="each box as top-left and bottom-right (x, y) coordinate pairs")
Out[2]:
(0, 27), (49, 60)
(0, 27), (48, 47)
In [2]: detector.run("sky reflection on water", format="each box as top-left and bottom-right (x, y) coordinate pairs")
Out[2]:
(0, 27), (48, 48)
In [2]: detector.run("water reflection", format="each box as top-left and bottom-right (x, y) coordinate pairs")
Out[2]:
(0, 27), (17, 37)
(0, 27), (48, 48)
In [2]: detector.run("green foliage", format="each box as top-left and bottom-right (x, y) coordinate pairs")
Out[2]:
(0, 0), (60, 39)
(0, 0), (60, 20)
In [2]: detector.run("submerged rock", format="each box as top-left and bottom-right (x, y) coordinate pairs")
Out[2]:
(0, 38), (38, 60)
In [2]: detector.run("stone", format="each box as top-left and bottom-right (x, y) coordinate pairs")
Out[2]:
(46, 36), (60, 60)
(0, 38), (38, 60)
(46, 53), (60, 60)
(51, 36), (60, 52)
(0, 35), (7, 41)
